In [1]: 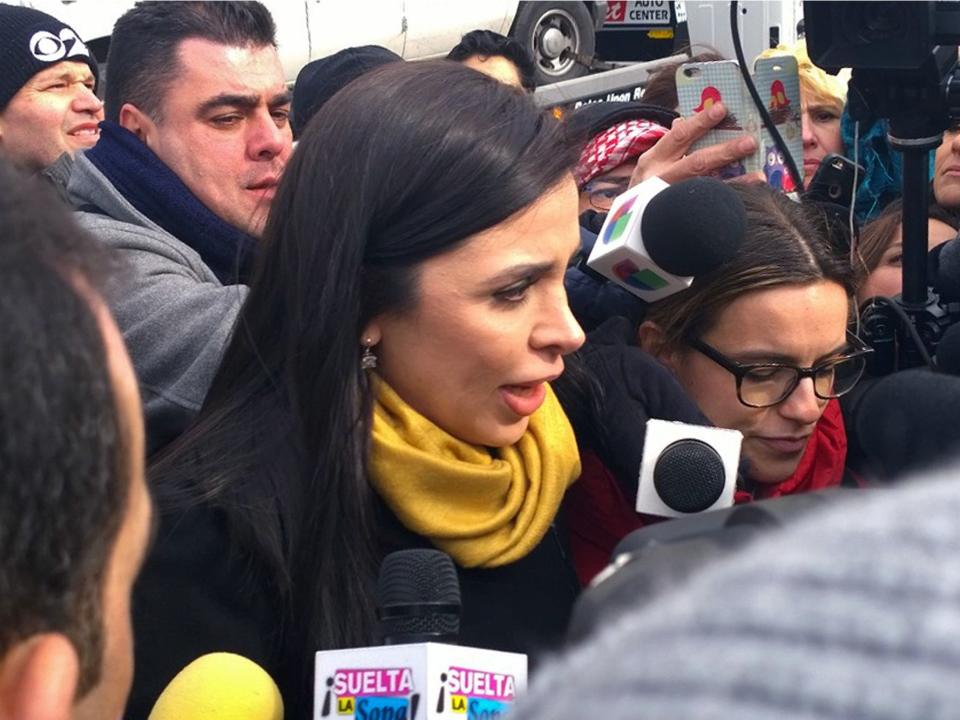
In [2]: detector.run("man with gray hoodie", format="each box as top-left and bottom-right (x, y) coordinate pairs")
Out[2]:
(67, 1), (292, 454)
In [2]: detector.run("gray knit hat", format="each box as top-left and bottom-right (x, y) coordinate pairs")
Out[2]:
(0, 4), (99, 110)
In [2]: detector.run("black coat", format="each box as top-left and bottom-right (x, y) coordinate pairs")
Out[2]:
(128, 492), (580, 719)
(558, 316), (710, 499)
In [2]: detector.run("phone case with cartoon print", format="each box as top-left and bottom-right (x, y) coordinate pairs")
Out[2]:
(674, 57), (802, 191)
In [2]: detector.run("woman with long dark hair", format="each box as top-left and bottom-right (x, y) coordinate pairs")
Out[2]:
(129, 60), (586, 718)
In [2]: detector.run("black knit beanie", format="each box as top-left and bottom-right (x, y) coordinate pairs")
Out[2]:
(291, 45), (402, 138)
(0, 4), (99, 110)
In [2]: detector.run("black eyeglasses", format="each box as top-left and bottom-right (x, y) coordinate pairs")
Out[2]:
(685, 333), (873, 408)
(582, 177), (631, 212)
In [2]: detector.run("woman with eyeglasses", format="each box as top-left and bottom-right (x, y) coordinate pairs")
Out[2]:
(559, 182), (867, 585)
(561, 102), (676, 332)
(568, 102), (674, 230)
(637, 183), (869, 494)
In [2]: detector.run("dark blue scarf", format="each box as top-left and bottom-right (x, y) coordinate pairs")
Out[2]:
(85, 122), (257, 284)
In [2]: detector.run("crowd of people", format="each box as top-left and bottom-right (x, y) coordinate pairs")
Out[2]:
(2, 2), (960, 718)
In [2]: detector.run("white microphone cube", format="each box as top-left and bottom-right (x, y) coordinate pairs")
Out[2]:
(587, 177), (694, 302)
(314, 643), (527, 720)
(636, 419), (743, 518)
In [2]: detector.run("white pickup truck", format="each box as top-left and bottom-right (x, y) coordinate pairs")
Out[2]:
(18, 0), (607, 85)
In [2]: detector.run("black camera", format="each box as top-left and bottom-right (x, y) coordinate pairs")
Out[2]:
(805, 1), (960, 374)
(806, 3), (960, 72)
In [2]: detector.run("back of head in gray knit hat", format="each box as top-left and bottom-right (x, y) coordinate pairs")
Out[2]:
(512, 459), (960, 720)
(0, 3), (101, 170)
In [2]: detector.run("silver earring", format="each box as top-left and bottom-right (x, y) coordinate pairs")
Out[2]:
(361, 339), (377, 370)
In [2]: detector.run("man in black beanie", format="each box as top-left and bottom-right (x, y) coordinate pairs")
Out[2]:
(0, 3), (102, 172)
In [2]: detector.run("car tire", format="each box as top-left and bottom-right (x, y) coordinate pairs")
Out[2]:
(511, 2), (595, 86)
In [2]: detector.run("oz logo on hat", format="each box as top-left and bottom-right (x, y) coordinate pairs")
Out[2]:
(30, 28), (90, 63)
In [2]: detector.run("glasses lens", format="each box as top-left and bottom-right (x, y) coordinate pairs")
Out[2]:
(817, 354), (866, 398)
(590, 188), (620, 211)
(586, 178), (631, 212)
(740, 366), (799, 407)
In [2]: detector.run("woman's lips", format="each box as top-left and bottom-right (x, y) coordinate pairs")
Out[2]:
(246, 183), (277, 201)
(756, 436), (810, 455)
(499, 382), (547, 417)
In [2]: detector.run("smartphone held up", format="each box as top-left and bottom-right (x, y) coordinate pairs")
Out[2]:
(675, 57), (803, 192)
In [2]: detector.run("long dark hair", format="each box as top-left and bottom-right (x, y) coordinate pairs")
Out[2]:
(150, 60), (577, 697)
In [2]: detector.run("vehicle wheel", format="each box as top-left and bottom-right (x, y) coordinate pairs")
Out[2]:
(511, 2), (595, 86)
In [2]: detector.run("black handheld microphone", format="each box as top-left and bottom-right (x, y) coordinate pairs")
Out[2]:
(636, 419), (743, 517)
(641, 177), (747, 277)
(651, 439), (728, 513)
(315, 550), (527, 719)
(928, 237), (960, 302)
(377, 548), (461, 645)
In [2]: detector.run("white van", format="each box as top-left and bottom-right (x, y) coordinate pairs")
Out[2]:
(18, 0), (608, 85)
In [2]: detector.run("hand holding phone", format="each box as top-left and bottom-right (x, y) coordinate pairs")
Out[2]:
(630, 102), (758, 186)
(674, 57), (803, 191)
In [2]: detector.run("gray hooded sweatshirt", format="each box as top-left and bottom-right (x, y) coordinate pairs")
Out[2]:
(67, 153), (248, 455)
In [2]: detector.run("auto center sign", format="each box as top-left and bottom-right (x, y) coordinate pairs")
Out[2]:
(605, 1), (673, 25)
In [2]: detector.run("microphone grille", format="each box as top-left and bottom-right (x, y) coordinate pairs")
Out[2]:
(377, 549), (461, 642)
(653, 439), (726, 513)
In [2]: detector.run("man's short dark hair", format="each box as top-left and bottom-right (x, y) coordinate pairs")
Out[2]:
(104, 1), (278, 123)
(447, 29), (536, 91)
(0, 159), (128, 696)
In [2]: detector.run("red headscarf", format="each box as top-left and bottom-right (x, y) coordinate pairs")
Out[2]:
(574, 119), (668, 188)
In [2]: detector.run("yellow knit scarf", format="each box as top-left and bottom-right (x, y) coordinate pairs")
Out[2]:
(369, 378), (581, 568)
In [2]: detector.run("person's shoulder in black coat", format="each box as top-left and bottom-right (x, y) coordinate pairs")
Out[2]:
(127, 498), (283, 719)
(558, 316), (710, 498)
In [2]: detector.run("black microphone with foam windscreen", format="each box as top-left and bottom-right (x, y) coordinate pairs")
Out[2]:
(377, 548), (461, 645)
(587, 176), (746, 301)
(928, 237), (960, 303)
(935, 321), (960, 375)
(853, 368), (960, 482)
(640, 177), (748, 277)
